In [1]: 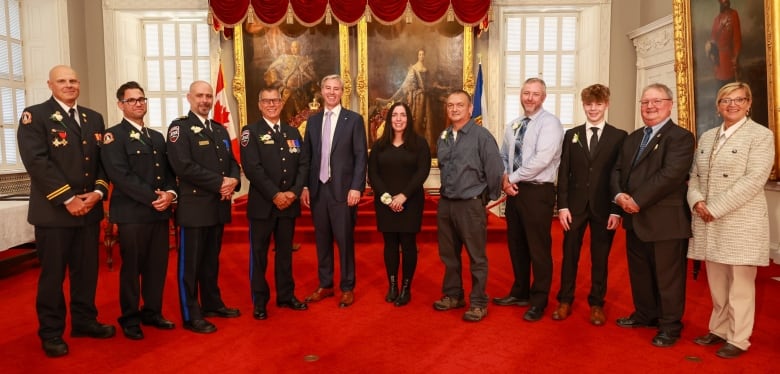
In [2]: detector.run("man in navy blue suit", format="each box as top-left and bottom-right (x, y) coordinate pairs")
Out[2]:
(301, 74), (368, 308)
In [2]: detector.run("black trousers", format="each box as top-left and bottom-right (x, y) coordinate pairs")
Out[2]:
(35, 224), (100, 339)
(625, 230), (687, 336)
(382, 232), (418, 281)
(556, 207), (616, 306)
(117, 221), (170, 327)
(249, 216), (296, 307)
(504, 182), (555, 309)
(177, 225), (226, 322)
(311, 182), (357, 291)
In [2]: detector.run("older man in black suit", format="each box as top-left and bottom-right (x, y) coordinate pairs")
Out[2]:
(553, 84), (627, 325)
(301, 74), (368, 308)
(167, 81), (242, 334)
(17, 65), (114, 358)
(610, 83), (694, 347)
(240, 87), (309, 320)
(101, 81), (177, 340)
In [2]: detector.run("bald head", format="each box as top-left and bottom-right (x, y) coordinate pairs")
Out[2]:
(47, 65), (80, 106)
(187, 81), (214, 117)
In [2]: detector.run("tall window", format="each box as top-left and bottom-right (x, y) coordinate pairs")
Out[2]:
(143, 20), (210, 132)
(504, 13), (577, 127)
(0, 0), (23, 171)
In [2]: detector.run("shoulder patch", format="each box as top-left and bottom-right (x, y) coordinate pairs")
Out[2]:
(241, 129), (250, 147)
(168, 126), (180, 143)
(103, 132), (114, 144)
(21, 111), (32, 125)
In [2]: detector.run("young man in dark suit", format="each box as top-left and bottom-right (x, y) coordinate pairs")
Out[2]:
(300, 74), (368, 308)
(17, 65), (114, 357)
(101, 81), (177, 340)
(553, 84), (627, 325)
(166, 81), (242, 334)
(240, 87), (309, 320)
(610, 83), (694, 347)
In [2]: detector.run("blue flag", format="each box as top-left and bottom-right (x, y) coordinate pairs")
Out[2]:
(472, 63), (484, 126)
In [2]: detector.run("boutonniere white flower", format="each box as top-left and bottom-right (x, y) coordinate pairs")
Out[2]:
(260, 134), (272, 142)
(440, 130), (449, 144)
(511, 121), (520, 131)
(380, 193), (392, 205)
(50, 111), (63, 123)
(572, 133), (580, 144)
(129, 130), (148, 145)
(191, 126), (203, 134)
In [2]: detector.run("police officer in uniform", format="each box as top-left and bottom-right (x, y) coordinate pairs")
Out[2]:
(240, 88), (309, 320)
(17, 65), (115, 358)
(101, 81), (177, 340)
(166, 81), (241, 334)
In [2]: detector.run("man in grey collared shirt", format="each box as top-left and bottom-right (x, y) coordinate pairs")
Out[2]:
(494, 78), (564, 323)
(433, 90), (503, 322)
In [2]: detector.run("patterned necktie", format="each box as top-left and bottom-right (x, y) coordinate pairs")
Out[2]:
(319, 111), (333, 183)
(589, 127), (599, 156)
(634, 126), (653, 164)
(512, 117), (530, 172)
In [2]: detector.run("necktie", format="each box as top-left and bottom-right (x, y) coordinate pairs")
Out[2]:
(634, 126), (653, 164)
(69, 108), (78, 125)
(204, 119), (212, 132)
(274, 124), (280, 134)
(589, 127), (599, 156)
(319, 112), (333, 183)
(512, 117), (530, 172)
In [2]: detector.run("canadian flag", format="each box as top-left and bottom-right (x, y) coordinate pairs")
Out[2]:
(213, 63), (240, 163)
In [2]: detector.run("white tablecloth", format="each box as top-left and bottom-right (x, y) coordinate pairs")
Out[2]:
(0, 200), (35, 251)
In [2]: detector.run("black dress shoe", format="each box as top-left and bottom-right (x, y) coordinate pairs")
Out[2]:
(141, 315), (175, 330)
(277, 297), (308, 311)
(716, 343), (746, 359)
(183, 319), (217, 334)
(694, 332), (726, 346)
(122, 325), (144, 340)
(203, 306), (241, 318)
(41, 337), (68, 358)
(616, 316), (658, 328)
(253, 307), (268, 320)
(523, 306), (544, 322)
(71, 321), (116, 339)
(651, 332), (679, 347)
(493, 296), (530, 307)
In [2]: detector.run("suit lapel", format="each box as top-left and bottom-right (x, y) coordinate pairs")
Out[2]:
(330, 111), (347, 150)
(633, 121), (670, 166)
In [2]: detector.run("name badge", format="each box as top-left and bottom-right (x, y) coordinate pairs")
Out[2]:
(199, 140), (210, 146)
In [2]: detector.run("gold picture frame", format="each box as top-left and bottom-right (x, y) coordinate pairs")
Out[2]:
(673, 0), (779, 175)
(230, 20), (351, 133)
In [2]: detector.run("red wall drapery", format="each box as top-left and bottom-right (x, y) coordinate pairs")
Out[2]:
(209, 0), (490, 27)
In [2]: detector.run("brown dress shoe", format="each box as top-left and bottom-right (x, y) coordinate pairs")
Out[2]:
(551, 303), (571, 321)
(339, 291), (354, 308)
(590, 306), (606, 326)
(304, 287), (334, 303)
(694, 333), (726, 346)
(716, 343), (746, 359)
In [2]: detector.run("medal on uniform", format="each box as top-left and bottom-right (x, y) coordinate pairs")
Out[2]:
(287, 139), (300, 153)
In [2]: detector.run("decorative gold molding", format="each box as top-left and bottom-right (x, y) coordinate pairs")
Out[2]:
(357, 17), (369, 128)
(769, 0), (779, 178)
(339, 24), (351, 109)
(463, 26), (475, 93)
(232, 26), (248, 129)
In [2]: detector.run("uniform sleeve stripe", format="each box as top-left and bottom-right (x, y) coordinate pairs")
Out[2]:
(95, 179), (109, 189)
(46, 185), (72, 200)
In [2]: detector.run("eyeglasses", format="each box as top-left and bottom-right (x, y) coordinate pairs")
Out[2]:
(638, 99), (672, 107)
(260, 98), (283, 105)
(121, 97), (148, 105)
(718, 97), (748, 105)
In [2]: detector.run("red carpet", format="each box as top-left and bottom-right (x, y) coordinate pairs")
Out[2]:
(0, 201), (778, 373)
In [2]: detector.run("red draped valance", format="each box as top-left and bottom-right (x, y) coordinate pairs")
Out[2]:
(208, 0), (491, 28)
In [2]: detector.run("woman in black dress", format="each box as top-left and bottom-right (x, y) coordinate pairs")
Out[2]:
(368, 102), (431, 306)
